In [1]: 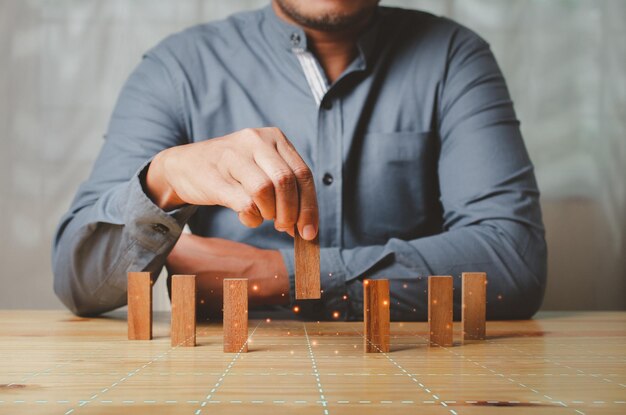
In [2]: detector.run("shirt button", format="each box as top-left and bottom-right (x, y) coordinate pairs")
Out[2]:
(321, 99), (333, 110)
(322, 173), (334, 186)
(290, 32), (301, 46)
(151, 223), (170, 235)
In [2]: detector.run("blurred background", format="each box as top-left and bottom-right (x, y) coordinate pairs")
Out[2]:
(0, 0), (624, 312)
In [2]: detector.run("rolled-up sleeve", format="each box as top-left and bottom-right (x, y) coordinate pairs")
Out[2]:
(52, 48), (196, 316)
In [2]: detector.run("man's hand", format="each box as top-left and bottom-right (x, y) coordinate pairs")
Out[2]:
(165, 234), (290, 316)
(146, 127), (318, 239)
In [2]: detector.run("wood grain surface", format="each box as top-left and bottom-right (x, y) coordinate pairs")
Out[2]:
(363, 279), (390, 353)
(462, 272), (487, 341)
(428, 276), (453, 347)
(293, 225), (320, 300)
(171, 274), (196, 347)
(0, 311), (625, 415)
(127, 272), (152, 340)
(223, 278), (248, 353)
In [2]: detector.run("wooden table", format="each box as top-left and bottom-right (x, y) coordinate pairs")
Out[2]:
(0, 311), (624, 414)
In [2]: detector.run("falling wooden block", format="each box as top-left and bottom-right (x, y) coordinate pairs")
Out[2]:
(294, 225), (320, 300)
(127, 272), (152, 340)
(223, 278), (249, 353)
(428, 276), (453, 347)
(462, 272), (487, 341)
(363, 279), (390, 353)
(171, 274), (196, 347)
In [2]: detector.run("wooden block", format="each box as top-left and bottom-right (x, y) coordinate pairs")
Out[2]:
(363, 279), (390, 353)
(462, 272), (487, 341)
(223, 278), (249, 353)
(171, 274), (196, 347)
(294, 225), (321, 299)
(428, 276), (453, 347)
(127, 272), (152, 340)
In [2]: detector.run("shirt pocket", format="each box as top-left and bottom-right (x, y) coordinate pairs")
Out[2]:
(347, 130), (439, 244)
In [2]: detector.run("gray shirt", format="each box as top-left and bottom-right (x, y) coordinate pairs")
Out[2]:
(52, 4), (547, 320)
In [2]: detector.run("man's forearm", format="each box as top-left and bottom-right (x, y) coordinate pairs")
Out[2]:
(281, 219), (546, 321)
(165, 234), (291, 314)
(52, 163), (195, 316)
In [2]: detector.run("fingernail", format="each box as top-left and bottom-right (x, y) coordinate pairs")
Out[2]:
(303, 224), (316, 240)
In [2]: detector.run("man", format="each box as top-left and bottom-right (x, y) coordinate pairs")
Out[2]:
(52, 0), (547, 320)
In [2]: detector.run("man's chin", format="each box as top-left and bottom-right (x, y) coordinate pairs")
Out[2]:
(275, 0), (377, 32)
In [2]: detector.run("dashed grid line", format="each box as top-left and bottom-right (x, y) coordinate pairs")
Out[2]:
(491, 340), (626, 389)
(1, 317), (624, 413)
(7, 361), (72, 387)
(0, 398), (624, 405)
(351, 327), (459, 415)
(194, 321), (261, 415)
(303, 323), (329, 415)
(6, 370), (622, 378)
(4, 344), (109, 387)
(412, 331), (588, 415)
(61, 330), (202, 415)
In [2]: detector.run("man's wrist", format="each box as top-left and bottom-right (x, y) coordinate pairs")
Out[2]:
(145, 150), (185, 211)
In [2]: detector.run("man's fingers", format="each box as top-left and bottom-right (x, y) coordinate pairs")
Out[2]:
(253, 145), (299, 231)
(209, 127), (317, 237)
(226, 155), (277, 221)
(274, 223), (295, 237)
(217, 177), (263, 228)
(275, 136), (319, 240)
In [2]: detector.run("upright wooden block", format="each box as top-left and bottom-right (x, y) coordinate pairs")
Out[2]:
(294, 225), (321, 299)
(428, 276), (453, 347)
(223, 278), (249, 353)
(171, 275), (196, 347)
(462, 272), (487, 341)
(127, 272), (152, 340)
(363, 279), (390, 353)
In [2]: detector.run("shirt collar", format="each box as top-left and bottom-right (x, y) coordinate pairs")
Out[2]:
(261, 4), (382, 68)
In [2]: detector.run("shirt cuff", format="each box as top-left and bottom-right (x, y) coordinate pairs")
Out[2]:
(101, 160), (197, 296)
(127, 160), (198, 251)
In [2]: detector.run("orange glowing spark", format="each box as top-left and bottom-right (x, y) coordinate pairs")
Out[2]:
(252, 284), (259, 291)
(332, 311), (340, 318)
(266, 318), (271, 323)
(293, 306), (300, 313)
